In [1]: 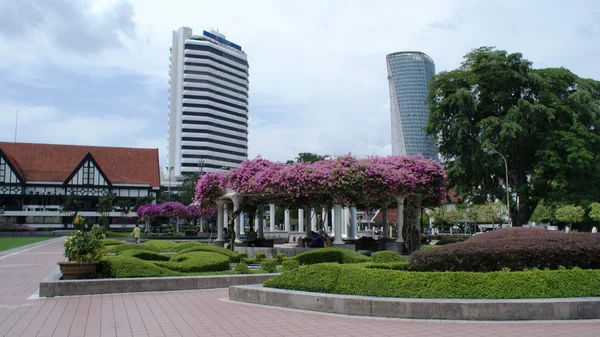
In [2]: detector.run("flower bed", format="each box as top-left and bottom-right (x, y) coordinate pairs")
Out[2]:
(264, 263), (600, 299)
(409, 227), (600, 272)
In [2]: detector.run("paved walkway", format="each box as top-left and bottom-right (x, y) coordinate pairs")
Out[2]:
(0, 239), (599, 337)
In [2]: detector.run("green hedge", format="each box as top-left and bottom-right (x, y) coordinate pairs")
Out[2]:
(154, 251), (230, 273)
(118, 250), (171, 261)
(294, 248), (370, 265)
(260, 259), (277, 273)
(142, 240), (179, 252)
(276, 253), (287, 264)
(255, 252), (266, 262)
(363, 261), (410, 271)
(234, 262), (251, 274)
(170, 242), (206, 252)
(177, 245), (240, 262)
(106, 243), (159, 254)
(100, 239), (125, 246)
(102, 256), (180, 278)
(282, 259), (299, 271)
(435, 237), (467, 245)
(264, 263), (600, 299)
(371, 251), (405, 263)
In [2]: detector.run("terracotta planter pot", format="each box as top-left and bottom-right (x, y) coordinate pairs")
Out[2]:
(57, 261), (100, 280)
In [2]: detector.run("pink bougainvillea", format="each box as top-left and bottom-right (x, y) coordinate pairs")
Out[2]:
(193, 155), (446, 209)
(136, 203), (163, 218)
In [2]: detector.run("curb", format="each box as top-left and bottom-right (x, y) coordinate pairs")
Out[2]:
(229, 285), (600, 321)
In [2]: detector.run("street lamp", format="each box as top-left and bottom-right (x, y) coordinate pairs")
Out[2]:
(166, 166), (174, 202)
(483, 146), (511, 227)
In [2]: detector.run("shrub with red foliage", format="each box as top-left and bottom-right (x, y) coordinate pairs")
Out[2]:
(409, 227), (600, 272)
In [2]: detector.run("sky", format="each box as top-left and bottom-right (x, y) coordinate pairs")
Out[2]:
(0, 0), (598, 173)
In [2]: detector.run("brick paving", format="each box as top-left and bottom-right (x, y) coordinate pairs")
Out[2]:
(0, 238), (599, 337)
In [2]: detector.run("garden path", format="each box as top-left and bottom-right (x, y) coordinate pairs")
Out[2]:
(0, 238), (599, 337)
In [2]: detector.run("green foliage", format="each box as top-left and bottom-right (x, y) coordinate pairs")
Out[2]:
(555, 205), (585, 225)
(260, 259), (277, 273)
(275, 253), (287, 265)
(589, 203), (600, 223)
(294, 248), (370, 265)
(265, 263), (600, 299)
(104, 231), (131, 238)
(101, 256), (179, 278)
(176, 245), (240, 262)
(371, 251), (405, 263)
(363, 261), (410, 271)
(425, 46), (600, 225)
(100, 239), (125, 246)
(64, 228), (105, 262)
(254, 252), (267, 262)
(282, 259), (299, 271)
(170, 242), (205, 252)
(295, 152), (328, 163)
(435, 237), (467, 245)
(96, 192), (117, 216)
(106, 243), (160, 254)
(233, 262), (251, 274)
(242, 257), (255, 264)
(142, 240), (179, 252)
(155, 251), (230, 273)
(530, 200), (555, 223)
(118, 250), (171, 261)
(237, 253), (248, 260)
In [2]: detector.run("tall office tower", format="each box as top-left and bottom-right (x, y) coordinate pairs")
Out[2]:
(168, 27), (249, 176)
(386, 51), (437, 159)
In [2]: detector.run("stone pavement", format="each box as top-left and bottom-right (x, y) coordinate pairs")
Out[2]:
(0, 238), (599, 337)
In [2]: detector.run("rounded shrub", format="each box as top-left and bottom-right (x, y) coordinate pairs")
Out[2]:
(106, 243), (159, 254)
(118, 250), (171, 261)
(282, 259), (299, 271)
(275, 253), (287, 265)
(255, 252), (267, 262)
(294, 248), (370, 265)
(371, 251), (405, 263)
(171, 242), (206, 252)
(100, 239), (125, 246)
(142, 240), (179, 252)
(102, 256), (179, 278)
(156, 251), (230, 273)
(242, 257), (255, 264)
(435, 237), (467, 246)
(363, 261), (410, 271)
(264, 263), (600, 299)
(177, 245), (239, 262)
(260, 259), (277, 273)
(233, 262), (251, 274)
(410, 227), (600, 272)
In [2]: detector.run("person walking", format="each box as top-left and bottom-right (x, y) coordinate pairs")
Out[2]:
(131, 224), (141, 244)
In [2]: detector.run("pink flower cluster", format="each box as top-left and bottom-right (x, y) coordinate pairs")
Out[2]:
(194, 155), (446, 210)
(137, 202), (216, 220)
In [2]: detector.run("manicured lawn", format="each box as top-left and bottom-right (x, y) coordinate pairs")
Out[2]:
(0, 237), (53, 252)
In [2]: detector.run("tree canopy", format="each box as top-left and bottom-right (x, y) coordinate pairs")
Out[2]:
(426, 47), (600, 225)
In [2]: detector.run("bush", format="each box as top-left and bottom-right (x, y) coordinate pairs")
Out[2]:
(177, 245), (239, 262)
(282, 259), (299, 271)
(242, 257), (255, 264)
(101, 256), (179, 278)
(410, 227), (600, 272)
(237, 253), (248, 260)
(155, 251), (230, 273)
(142, 240), (179, 252)
(171, 242), (205, 252)
(255, 252), (267, 262)
(100, 239), (125, 246)
(264, 263), (342, 293)
(435, 237), (467, 245)
(363, 261), (410, 271)
(260, 259), (277, 273)
(294, 248), (370, 265)
(104, 231), (130, 238)
(118, 250), (170, 261)
(275, 253), (287, 265)
(265, 263), (600, 299)
(371, 251), (405, 263)
(233, 262), (251, 274)
(106, 243), (159, 254)
(64, 228), (105, 262)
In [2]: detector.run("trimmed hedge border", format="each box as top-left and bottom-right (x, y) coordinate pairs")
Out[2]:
(230, 284), (600, 320)
(293, 248), (370, 265)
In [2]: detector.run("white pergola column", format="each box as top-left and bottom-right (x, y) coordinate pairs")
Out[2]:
(269, 204), (275, 231)
(414, 196), (422, 231)
(223, 206), (229, 231)
(311, 209), (317, 231)
(257, 207), (264, 239)
(332, 204), (344, 245)
(233, 197), (240, 238)
(304, 208), (311, 238)
(215, 200), (225, 246)
(396, 196), (406, 243)
(284, 209), (290, 231)
(342, 207), (348, 238)
(240, 211), (245, 236)
(198, 218), (204, 233)
(349, 207), (357, 239)
(298, 208), (304, 233)
(322, 208), (328, 233)
(331, 208), (335, 235)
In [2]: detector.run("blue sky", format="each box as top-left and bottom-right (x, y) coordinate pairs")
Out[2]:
(0, 0), (598, 173)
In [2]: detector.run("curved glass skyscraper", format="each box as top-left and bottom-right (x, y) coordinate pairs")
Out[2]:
(386, 51), (437, 159)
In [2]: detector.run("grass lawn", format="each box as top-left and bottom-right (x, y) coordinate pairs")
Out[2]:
(0, 237), (53, 252)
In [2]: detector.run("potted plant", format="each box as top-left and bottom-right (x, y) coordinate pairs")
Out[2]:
(58, 223), (106, 279)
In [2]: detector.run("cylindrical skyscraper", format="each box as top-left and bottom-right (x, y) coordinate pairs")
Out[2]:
(386, 51), (436, 159)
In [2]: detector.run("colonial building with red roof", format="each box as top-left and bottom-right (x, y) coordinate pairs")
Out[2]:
(0, 142), (161, 228)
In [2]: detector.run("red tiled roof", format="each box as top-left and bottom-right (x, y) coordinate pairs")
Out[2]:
(0, 142), (160, 187)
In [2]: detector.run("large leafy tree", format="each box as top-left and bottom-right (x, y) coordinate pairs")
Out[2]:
(426, 47), (600, 225)
(554, 204), (585, 228)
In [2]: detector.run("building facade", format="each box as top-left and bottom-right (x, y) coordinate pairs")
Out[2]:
(386, 51), (437, 159)
(168, 27), (249, 176)
(0, 142), (161, 228)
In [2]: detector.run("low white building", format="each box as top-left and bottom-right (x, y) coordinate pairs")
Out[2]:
(0, 142), (161, 228)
